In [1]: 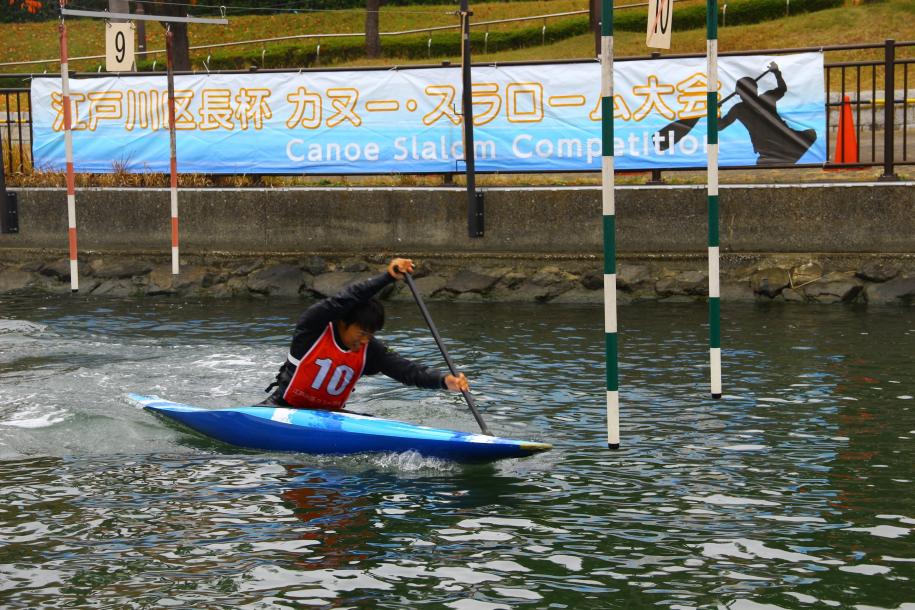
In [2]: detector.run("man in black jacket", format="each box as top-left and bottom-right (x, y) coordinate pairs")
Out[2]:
(262, 257), (468, 410)
(718, 61), (817, 165)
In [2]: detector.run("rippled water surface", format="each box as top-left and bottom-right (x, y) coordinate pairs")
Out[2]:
(1, 294), (913, 609)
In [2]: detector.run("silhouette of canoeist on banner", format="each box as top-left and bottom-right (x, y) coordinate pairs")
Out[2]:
(719, 61), (817, 165)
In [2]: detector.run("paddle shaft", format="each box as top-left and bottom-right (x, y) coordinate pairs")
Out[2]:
(656, 67), (772, 149)
(401, 271), (491, 436)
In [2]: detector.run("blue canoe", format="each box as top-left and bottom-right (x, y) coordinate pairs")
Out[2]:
(129, 394), (552, 462)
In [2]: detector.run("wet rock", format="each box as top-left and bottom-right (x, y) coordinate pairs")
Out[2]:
(617, 264), (651, 291)
(445, 270), (500, 294)
(0, 270), (35, 292)
(225, 276), (249, 295)
(414, 275), (447, 299)
(38, 258), (74, 282)
(230, 259), (263, 276)
(147, 265), (208, 295)
(808, 282), (861, 303)
(247, 264), (307, 297)
(781, 287), (807, 302)
(549, 287), (604, 304)
(865, 276), (915, 304)
(503, 281), (553, 302)
(387, 275), (447, 301)
(720, 281), (756, 301)
(174, 266), (209, 295)
(790, 262), (823, 286)
(655, 270), (708, 297)
(201, 272), (224, 289)
(342, 259), (369, 273)
(580, 270), (603, 290)
(304, 255), (327, 276)
(311, 272), (373, 298)
(751, 268), (790, 298)
(90, 259), (153, 279)
(856, 260), (899, 283)
(530, 266), (567, 286)
(92, 279), (138, 297)
(529, 267), (576, 300)
(500, 272), (527, 289)
(455, 291), (485, 302)
(19, 261), (45, 273)
(802, 273), (862, 304)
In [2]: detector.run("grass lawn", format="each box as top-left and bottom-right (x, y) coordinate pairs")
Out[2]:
(5, 0), (912, 74)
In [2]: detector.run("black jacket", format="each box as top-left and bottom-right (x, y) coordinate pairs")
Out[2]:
(266, 272), (446, 405)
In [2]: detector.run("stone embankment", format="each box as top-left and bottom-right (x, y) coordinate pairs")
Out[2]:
(1, 253), (913, 305)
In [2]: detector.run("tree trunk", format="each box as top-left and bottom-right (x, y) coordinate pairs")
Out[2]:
(152, 2), (192, 71)
(365, 0), (382, 59)
(589, 0), (601, 57)
(167, 23), (191, 71)
(108, 0), (129, 20)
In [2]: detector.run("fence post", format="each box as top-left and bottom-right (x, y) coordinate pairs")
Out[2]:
(460, 0), (483, 237)
(0, 124), (17, 234)
(879, 38), (898, 181)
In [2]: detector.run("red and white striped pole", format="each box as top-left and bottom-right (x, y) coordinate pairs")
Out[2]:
(59, 1), (78, 291)
(165, 26), (180, 275)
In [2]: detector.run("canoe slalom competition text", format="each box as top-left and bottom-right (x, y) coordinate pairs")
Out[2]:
(31, 53), (825, 174)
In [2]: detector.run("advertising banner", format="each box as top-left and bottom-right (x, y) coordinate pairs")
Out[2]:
(31, 52), (825, 174)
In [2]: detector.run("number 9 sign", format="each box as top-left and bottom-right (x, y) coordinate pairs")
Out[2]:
(106, 21), (136, 72)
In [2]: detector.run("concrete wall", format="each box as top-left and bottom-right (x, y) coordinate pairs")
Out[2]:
(2, 183), (913, 256)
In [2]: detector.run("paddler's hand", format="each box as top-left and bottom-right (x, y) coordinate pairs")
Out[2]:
(388, 258), (415, 280)
(444, 373), (469, 392)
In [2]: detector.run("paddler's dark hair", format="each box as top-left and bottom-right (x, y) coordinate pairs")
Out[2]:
(341, 298), (385, 333)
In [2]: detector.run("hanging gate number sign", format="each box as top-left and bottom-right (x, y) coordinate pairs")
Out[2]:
(646, 0), (673, 49)
(106, 21), (136, 72)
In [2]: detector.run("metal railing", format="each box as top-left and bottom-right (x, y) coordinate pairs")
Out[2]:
(2, 39), (913, 181)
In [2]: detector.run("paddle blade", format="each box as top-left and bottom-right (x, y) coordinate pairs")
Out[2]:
(654, 117), (701, 151)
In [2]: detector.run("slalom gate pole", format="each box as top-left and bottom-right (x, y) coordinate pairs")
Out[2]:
(601, 0), (619, 449)
(165, 26), (180, 275)
(59, 2), (78, 292)
(707, 0), (722, 399)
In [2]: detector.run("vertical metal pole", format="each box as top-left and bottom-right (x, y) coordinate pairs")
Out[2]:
(648, 51), (664, 185)
(165, 26), (180, 274)
(0, 116), (7, 199)
(460, 0), (482, 238)
(880, 39), (897, 181)
(59, 2), (79, 291)
(707, 0), (722, 399)
(601, 0), (619, 450)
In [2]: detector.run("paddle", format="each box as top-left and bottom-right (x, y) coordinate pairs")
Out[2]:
(655, 67), (772, 151)
(399, 270), (491, 436)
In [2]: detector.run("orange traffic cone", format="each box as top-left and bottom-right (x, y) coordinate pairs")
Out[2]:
(831, 95), (862, 169)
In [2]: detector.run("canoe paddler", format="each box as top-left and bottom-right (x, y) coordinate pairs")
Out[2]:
(261, 257), (469, 410)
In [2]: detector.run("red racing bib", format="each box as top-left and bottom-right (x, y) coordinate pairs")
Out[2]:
(283, 322), (368, 410)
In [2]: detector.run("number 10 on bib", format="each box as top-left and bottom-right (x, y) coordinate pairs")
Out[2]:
(646, 0), (673, 49)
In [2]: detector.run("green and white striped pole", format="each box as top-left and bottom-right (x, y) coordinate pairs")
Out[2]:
(706, 0), (722, 399)
(601, 0), (620, 449)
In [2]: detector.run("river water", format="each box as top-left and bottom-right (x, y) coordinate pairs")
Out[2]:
(0, 293), (912, 609)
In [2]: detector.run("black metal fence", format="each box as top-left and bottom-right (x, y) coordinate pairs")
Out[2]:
(2, 39), (913, 181)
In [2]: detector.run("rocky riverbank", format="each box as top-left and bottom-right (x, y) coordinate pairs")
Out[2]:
(1, 252), (913, 305)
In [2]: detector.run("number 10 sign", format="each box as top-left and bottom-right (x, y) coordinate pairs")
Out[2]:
(106, 22), (136, 72)
(646, 0), (673, 49)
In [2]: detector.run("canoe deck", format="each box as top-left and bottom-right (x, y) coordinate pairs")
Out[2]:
(128, 394), (551, 462)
